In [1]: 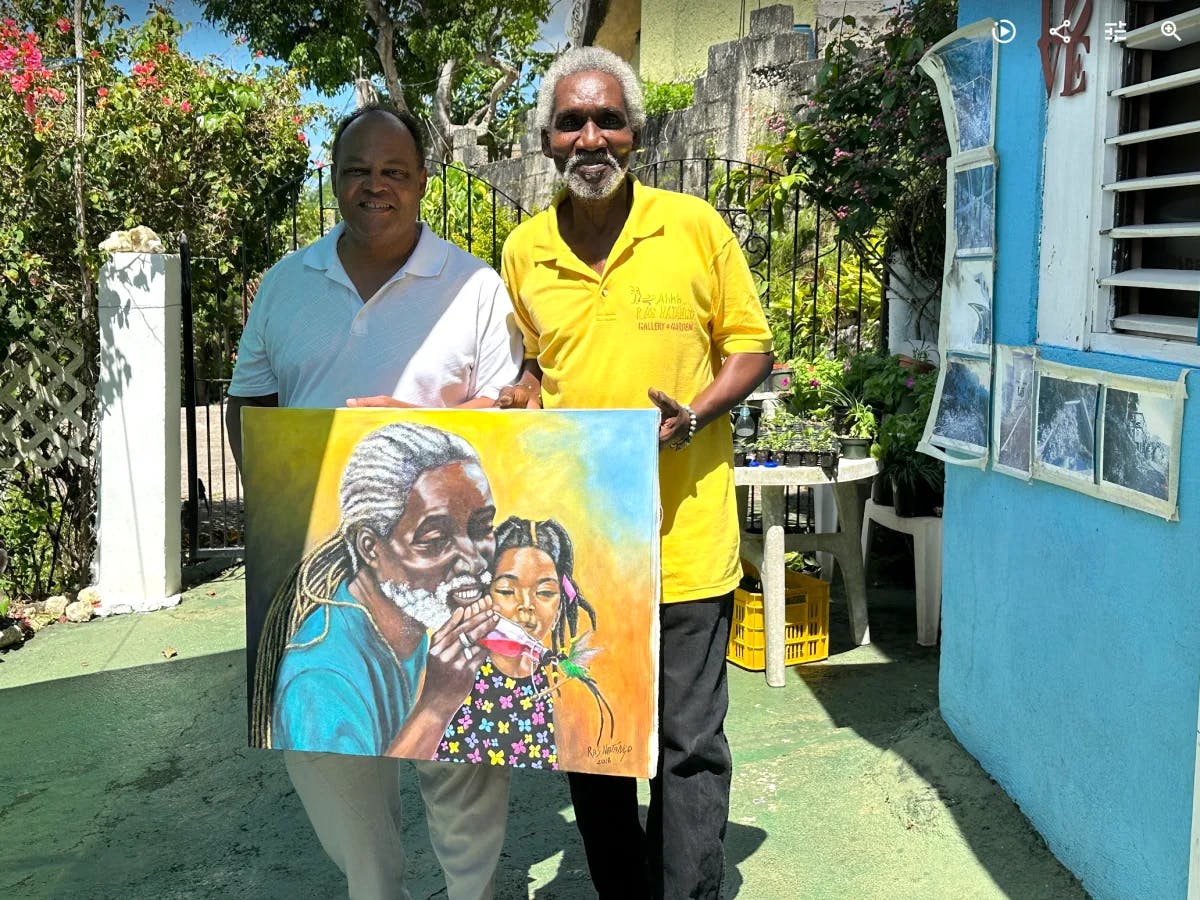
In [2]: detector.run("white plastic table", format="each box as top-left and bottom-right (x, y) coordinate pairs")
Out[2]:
(735, 457), (878, 686)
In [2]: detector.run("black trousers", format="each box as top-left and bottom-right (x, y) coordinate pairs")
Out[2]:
(568, 593), (734, 900)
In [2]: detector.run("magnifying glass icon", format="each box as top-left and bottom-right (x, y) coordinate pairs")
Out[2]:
(1162, 20), (1182, 41)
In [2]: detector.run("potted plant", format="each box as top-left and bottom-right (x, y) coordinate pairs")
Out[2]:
(815, 424), (839, 468)
(875, 410), (944, 516)
(823, 384), (876, 459)
(784, 356), (848, 416)
(758, 429), (791, 465)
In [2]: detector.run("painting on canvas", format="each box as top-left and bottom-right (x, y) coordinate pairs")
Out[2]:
(945, 257), (993, 356)
(1035, 374), (1099, 485)
(992, 346), (1035, 478)
(241, 407), (661, 777)
(1100, 387), (1175, 502)
(930, 355), (991, 455)
(931, 28), (995, 153)
(953, 161), (996, 257)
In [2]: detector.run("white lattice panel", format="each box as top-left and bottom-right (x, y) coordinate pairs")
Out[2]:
(0, 333), (89, 470)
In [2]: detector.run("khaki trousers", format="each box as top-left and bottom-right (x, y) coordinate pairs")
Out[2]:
(285, 751), (512, 900)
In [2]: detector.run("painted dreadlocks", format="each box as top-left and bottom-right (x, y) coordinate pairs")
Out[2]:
(492, 515), (614, 742)
(250, 422), (480, 748)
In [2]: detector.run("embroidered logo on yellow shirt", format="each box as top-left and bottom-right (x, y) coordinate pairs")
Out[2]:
(632, 286), (694, 332)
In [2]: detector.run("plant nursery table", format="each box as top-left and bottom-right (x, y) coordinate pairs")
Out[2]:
(734, 457), (878, 687)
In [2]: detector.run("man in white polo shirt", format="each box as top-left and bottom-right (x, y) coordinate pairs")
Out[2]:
(226, 105), (520, 900)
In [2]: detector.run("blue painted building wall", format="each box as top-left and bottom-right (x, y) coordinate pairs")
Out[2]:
(943, 5), (1199, 898)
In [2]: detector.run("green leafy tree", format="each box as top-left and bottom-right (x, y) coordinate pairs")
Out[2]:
(0, 1), (318, 601)
(201, 0), (553, 160)
(784, 1), (957, 283)
(735, 0), (956, 345)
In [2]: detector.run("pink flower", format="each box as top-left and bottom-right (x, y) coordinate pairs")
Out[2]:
(155, 42), (168, 54)
(55, 18), (70, 33)
(291, 114), (302, 124)
(254, 49), (264, 58)
(161, 95), (173, 106)
(905, 377), (914, 388)
(295, 131), (307, 143)
(96, 87), (108, 97)
(179, 100), (192, 113)
(809, 379), (820, 388)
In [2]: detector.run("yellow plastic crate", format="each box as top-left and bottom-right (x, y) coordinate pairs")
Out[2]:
(727, 561), (829, 671)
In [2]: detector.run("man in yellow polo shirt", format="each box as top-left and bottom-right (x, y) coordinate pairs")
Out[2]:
(498, 46), (773, 900)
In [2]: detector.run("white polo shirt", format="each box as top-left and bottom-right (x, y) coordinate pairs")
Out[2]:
(229, 222), (521, 408)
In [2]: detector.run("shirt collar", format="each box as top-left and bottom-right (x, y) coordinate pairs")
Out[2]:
(530, 174), (665, 263)
(303, 221), (449, 286)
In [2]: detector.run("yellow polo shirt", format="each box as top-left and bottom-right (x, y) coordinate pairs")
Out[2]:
(500, 178), (773, 603)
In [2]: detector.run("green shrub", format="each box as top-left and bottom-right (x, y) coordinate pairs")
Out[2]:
(421, 165), (521, 268)
(0, 468), (63, 603)
(643, 80), (695, 116)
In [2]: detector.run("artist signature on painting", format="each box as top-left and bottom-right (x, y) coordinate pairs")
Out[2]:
(587, 740), (633, 766)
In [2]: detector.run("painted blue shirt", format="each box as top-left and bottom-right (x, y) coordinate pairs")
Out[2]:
(272, 580), (429, 755)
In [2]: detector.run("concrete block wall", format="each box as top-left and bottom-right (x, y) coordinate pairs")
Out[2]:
(466, 4), (823, 212)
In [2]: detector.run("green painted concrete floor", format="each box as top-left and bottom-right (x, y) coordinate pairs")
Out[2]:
(0, 564), (1086, 899)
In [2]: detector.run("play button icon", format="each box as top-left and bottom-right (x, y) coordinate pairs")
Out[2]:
(992, 19), (1017, 43)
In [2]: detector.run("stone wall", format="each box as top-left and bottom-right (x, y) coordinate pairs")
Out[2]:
(465, 4), (821, 212)
(815, 0), (893, 48)
(639, 4), (818, 165)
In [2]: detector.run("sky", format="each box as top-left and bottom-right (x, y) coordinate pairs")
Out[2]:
(155, 0), (571, 158)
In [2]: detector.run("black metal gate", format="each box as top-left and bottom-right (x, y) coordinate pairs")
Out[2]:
(630, 158), (886, 536)
(180, 162), (528, 561)
(631, 157), (883, 361)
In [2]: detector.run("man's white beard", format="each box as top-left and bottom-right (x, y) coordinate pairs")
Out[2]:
(564, 150), (627, 201)
(379, 572), (491, 631)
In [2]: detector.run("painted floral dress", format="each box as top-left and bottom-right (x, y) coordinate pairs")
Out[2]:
(435, 659), (558, 769)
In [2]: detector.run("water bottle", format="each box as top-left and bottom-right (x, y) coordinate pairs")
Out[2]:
(733, 404), (756, 440)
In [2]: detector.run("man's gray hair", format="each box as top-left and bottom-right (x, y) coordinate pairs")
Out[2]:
(535, 46), (646, 137)
(339, 422), (479, 567)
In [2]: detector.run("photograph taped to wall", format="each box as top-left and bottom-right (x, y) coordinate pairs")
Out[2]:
(928, 354), (991, 456)
(1033, 367), (1099, 488)
(1097, 371), (1187, 519)
(919, 19), (997, 155)
(992, 345), (1036, 479)
(952, 158), (996, 258)
(945, 257), (994, 356)
(241, 407), (661, 777)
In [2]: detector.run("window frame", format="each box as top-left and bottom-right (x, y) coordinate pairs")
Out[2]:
(1038, 0), (1200, 366)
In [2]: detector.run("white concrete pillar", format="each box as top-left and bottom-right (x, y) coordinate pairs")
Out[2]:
(95, 253), (182, 615)
(886, 252), (940, 361)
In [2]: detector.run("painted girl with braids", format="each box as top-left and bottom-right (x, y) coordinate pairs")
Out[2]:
(435, 515), (613, 768)
(253, 421), (501, 760)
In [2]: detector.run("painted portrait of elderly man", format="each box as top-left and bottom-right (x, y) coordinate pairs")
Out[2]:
(251, 421), (499, 761)
(242, 408), (661, 778)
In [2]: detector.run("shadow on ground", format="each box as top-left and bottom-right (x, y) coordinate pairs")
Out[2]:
(772, 534), (1086, 900)
(0, 645), (765, 900)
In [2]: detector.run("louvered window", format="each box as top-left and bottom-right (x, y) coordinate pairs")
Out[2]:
(1102, 1), (1200, 344)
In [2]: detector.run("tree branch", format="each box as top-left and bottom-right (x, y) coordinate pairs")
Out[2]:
(363, 0), (407, 110)
(467, 54), (518, 134)
(432, 57), (457, 159)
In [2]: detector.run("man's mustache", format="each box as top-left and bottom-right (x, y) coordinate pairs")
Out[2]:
(566, 150), (620, 173)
